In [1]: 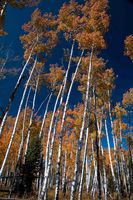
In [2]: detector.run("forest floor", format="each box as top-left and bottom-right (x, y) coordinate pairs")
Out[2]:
(0, 191), (132, 200)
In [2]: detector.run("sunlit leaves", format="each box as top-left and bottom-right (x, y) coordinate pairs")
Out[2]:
(112, 103), (127, 119)
(124, 35), (133, 61)
(58, 0), (82, 40)
(58, 0), (109, 50)
(20, 9), (58, 60)
(42, 65), (65, 93)
(122, 88), (133, 108)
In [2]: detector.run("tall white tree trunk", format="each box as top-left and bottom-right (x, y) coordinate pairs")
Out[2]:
(108, 100), (121, 197)
(108, 99), (117, 151)
(104, 119), (116, 183)
(101, 143), (107, 200)
(54, 50), (84, 200)
(70, 50), (93, 200)
(38, 92), (53, 139)
(62, 151), (67, 192)
(86, 155), (91, 193)
(0, 57), (37, 177)
(35, 94), (51, 116)
(78, 128), (89, 200)
(44, 85), (63, 172)
(78, 97), (92, 200)
(0, 44), (36, 137)
(0, 76), (24, 138)
(91, 138), (97, 198)
(24, 77), (39, 160)
(38, 85), (62, 198)
(96, 115), (108, 200)
(40, 41), (75, 200)
(17, 87), (32, 162)
(119, 121), (129, 196)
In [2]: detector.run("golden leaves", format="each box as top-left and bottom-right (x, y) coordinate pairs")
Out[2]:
(42, 65), (65, 93)
(58, 0), (82, 40)
(122, 88), (133, 108)
(124, 35), (133, 61)
(112, 103), (127, 119)
(58, 0), (109, 50)
(75, 31), (106, 50)
(20, 9), (58, 60)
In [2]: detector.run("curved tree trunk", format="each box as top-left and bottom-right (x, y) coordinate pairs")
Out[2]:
(39, 92), (53, 139)
(91, 138), (97, 199)
(70, 49), (93, 200)
(97, 117), (107, 200)
(44, 85), (63, 173)
(105, 119), (116, 180)
(40, 41), (75, 200)
(17, 87), (32, 162)
(0, 44), (36, 137)
(62, 150), (67, 194)
(93, 89), (102, 200)
(78, 128), (89, 200)
(105, 118), (121, 198)
(119, 120), (130, 198)
(54, 50), (84, 200)
(78, 97), (92, 200)
(101, 144), (107, 200)
(0, 76), (24, 137)
(0, 1), (7, 17)
(108, 99), (121, 198)
(86, 155), (91, 193)
(24, 77), (39, 160)
(0, 57), (37, 177)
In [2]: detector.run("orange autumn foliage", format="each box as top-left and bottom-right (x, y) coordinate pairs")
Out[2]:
(124, 35), (133, 61)
(20, 9), (58, 60)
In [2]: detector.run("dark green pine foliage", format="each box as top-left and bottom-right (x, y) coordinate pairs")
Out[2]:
(14, 136), (42, 196)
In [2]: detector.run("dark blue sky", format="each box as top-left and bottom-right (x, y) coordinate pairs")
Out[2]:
(0, 0), (133, 115)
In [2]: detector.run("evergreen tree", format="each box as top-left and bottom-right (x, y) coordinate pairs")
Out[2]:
(14, 136), (42, 196)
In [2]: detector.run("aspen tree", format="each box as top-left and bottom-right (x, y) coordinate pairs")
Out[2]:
(24, 77), (39, 160)
(122, 88), (133, 199)
(40, 2), (82, 198)
(17, 87), (32, 162)
(71, 0), (109, 198)
(0, 57), (37, 177)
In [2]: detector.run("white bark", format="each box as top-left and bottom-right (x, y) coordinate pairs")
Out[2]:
(108, 99), (116, 151)
(17, 87), (32, 162)
(0, 44), (36, 137)
(24, 77), (39, 160)
(55, 50), (84, 200)
(70, 50), (93, 200)
(62, 151), (67, 191)
(44, 85), (63, 172)
(78, 97), (92, 199)
(0, 1), (7, 17)
(78, 128), (89, 200)
(91, 138), (97, 197)
(119, 121), (129, 195)
(38, 85), (62, 198)
(86, 156), (91, 193)
(101, 144), (107, 200)
(40, 41), (75, 200)
(105, 119), (116, 183)
(39, 92), (53, 139)
(35, 94), (50, 116)
(0, 57), (37, 177)
(108, 100), (121, 196)
(96, 116), (107, 200)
